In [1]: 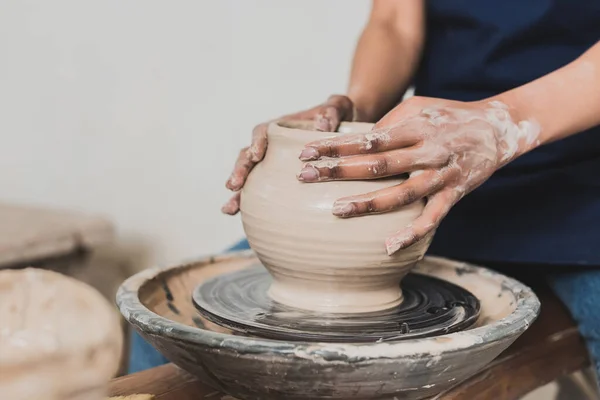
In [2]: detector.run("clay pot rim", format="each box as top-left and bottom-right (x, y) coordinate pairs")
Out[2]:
(117, 251), (540, 362)
(268, 120), (375, 140)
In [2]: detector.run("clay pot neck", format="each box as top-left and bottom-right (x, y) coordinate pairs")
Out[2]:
(267, 120), (375, 146)
(264, 120), (374, 170)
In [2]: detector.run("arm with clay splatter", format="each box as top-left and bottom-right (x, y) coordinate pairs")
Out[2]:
(494, 40), (600, 148)
(223, 0), (425, 215)
(297, 41), (600, 256)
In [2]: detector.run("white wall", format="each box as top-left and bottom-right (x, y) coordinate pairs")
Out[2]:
(0, 0), (369, 268)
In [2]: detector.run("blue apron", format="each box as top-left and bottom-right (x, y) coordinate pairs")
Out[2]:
(415, 0), (600, 265)
(416, 0), (600, 377)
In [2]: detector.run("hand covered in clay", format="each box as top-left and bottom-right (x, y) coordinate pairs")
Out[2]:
(222, 95), (360, 214)
(297, 96), (539, 255)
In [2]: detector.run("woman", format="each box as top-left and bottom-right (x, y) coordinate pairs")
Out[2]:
(133, 0), (600, 390)
(223, 0), (600, 386)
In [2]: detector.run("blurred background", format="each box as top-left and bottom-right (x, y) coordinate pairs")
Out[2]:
(0, 0), (369, 271)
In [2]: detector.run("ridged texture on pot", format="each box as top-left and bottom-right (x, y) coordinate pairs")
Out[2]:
(240, 121), (434, 313)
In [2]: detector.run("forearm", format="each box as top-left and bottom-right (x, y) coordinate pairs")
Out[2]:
(492, 41), (600, 153)
(347, 0), (425, 122)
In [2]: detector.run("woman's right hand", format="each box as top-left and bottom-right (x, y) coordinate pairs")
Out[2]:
(222, 95), (358, 215)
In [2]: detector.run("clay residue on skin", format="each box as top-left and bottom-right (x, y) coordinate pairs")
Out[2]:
(363, 131), (392, 150)
(294, 99), (540, 256)
(484, 100), (541, 162)
(298, 130), (392, 160)
(297, 157), (341, 182)
(377, 100), (539, 254)
(411, 100), (540, 192)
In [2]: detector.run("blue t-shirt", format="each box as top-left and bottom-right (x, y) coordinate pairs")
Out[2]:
(414, 0), (600, 265)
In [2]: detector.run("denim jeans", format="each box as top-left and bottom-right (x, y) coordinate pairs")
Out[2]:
(128, 240), (600, 380)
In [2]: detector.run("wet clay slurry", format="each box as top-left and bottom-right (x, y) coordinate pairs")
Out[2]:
(192, 266), (481, 342)
(240, 121), (434, 313)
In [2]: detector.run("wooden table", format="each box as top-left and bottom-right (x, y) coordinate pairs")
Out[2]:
(109, 283), (590, 400)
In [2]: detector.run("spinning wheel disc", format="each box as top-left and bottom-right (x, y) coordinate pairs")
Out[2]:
(192, 266), (480, 342)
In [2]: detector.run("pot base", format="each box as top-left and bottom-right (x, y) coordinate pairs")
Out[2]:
(266, 275), (405, 314)
(192, 266), (480, 343)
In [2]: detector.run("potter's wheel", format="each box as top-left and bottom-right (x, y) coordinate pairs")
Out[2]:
(117, 252), (540, 400)
(192, 267), (480, 342)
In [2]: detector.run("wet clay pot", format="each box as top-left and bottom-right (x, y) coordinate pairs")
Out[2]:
(240, 121), (434, 313)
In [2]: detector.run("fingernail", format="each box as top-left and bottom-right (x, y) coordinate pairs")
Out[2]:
(332, 202), (355, 217)
(315, 116), (332, 132)
(385, 237), (403, 256)
(221, 203), (234, 214)
(297, 166), (319, 182)
(226, 175), (241, 190)
(299, 147), (319, 161)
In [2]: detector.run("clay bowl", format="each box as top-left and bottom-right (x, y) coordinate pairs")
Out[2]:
(241, 120), (434, 313)
(117, 251), (540, 400)
(0, 268), (122, 400)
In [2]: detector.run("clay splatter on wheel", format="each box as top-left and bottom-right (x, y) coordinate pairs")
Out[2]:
(192, 266), (480, 343)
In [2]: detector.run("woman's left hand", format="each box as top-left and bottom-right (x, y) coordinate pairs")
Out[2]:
(296, 96), (539, 255)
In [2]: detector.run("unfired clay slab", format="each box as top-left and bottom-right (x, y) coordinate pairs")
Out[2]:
(0, 202), (113, 267)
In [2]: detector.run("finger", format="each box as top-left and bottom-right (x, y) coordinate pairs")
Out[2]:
(226, 147), (255, 191)
(385, 188), (461, 255)
(299, 127), (420, 161)
(221, 192), (241, 215)
(314, 105), (342, 132)
(248, 123), (269, 163)
(326, 94), (355, 118)
(297, 147), (450, 182)
(313, 95), (355, 132)
(331, 169), (446, 217)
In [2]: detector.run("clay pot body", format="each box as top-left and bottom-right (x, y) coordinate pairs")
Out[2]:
(240, 121), (434, 313)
